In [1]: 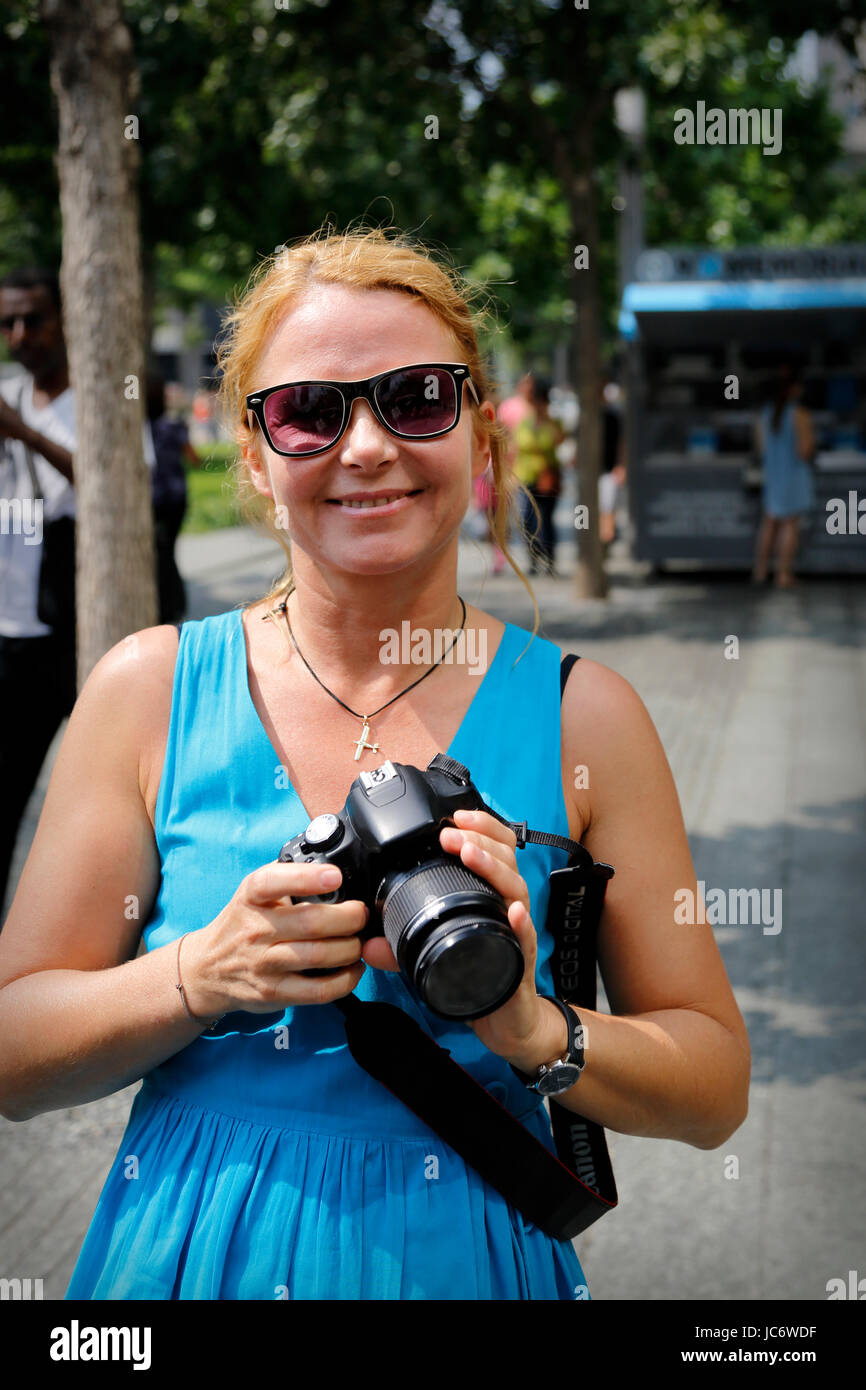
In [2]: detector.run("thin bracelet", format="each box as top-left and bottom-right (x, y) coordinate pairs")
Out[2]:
(175, 933), (226, 1032)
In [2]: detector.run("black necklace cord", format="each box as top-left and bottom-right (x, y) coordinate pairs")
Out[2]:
(275, 595), (468, 721)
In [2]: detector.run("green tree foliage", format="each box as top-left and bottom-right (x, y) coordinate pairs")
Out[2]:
(641, 4), (864, 251)
(0, 0), (862, 355)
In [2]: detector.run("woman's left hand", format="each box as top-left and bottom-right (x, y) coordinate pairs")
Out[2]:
(437, 809), (550, 1065)
(360, 808), (553, 1067)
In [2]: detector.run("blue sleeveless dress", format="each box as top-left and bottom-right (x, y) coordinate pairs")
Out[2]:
(65, 609), (591, 1300)
(761, 403), (814, 518)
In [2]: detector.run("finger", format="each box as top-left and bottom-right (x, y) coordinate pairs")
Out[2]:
(440, 824), (515, 872)
(270, 898), (368, 940)
(361, 936), (400, 972)
(506, 899), (538, 979)
(280, 962), (367, 1006)
(451, 808), (518, 851)
(451, 836), (531, 911)
(507, 897), (534, 937)
(246, 861), (344, 906)
(266, 933), (364, 973)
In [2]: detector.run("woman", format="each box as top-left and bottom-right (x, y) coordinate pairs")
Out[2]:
(599, 376), (627, 550)
(753, 365), (816, 589)
(146, 373), (198, 625)
(512, 377), (564, 576)
(0, 228), (749, 1300)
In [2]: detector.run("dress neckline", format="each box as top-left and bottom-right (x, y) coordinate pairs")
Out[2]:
(235, 605), (515, 825)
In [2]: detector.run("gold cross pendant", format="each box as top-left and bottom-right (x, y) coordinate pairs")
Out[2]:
(352, 718), (380, 762)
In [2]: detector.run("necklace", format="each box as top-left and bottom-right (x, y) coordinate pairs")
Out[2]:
(264, 593), (468, 761)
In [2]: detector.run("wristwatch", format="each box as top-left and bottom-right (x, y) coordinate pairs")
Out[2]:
(509, 996), (586, 1096)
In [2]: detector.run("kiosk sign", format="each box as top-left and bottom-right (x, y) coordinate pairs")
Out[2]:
(635, 245), (866, 283)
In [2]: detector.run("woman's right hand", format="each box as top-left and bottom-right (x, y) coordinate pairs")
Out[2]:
(178, 861), (368, 1019)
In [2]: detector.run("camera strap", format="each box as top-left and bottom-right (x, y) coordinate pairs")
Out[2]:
(333, 653), (619, 1242)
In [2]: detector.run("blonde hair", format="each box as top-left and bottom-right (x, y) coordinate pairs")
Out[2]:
(216, 223), (538, 631)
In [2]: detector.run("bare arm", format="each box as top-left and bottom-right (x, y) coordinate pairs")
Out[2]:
(549, 660), (751, 1149)
(18, 422), (74, 483)
(0, 397), (74, 483)
(428, 660), (750, 1151)
(794, 406), (816, 464)
(0, 628), (366, 1121)
(0, 630), (201, 1119)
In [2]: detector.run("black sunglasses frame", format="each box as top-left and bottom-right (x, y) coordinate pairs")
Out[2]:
(245, 362), (480, 458)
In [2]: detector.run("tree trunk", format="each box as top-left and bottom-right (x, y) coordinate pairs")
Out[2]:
(557, 123), (607, 601)
(42, 0), (156, 691)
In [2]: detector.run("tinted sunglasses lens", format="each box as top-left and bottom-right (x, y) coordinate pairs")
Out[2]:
(263, 384), (344, 453)
(375, 368), (458, 437)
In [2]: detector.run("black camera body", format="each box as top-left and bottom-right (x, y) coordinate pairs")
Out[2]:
(277, 753), (524, 1021)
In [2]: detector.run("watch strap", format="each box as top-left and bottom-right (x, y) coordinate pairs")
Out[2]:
(509, 995), (583, 1088)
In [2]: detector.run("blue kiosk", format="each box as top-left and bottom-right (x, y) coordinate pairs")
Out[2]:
(619, 245), (866, 573)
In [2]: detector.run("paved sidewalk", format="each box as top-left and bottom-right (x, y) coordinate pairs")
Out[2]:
(1, 503), (864, 1301)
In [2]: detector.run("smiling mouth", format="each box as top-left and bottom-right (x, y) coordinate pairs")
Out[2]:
(327, 490), (423, 510)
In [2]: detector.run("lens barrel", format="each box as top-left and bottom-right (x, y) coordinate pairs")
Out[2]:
(380, 857), (524, 1021)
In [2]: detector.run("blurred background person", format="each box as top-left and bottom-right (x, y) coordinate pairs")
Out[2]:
(478, 369), (542, 576)
(513, 376), (565, 576)
(599, 374), (627, 553)
(146, 373), (197, 624)
(752, 363), (816, 590)
(191, 386), (219, 446)
(497, 370), (534, 441)
(0, 267), (77, 917)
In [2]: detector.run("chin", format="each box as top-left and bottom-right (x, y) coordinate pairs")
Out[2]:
(300, 529), (457, 580)
(329, 546), (441, 578)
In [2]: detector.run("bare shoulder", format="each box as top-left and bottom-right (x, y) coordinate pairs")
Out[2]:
(561, 656), (670, 840)
(59, 624), (180, 830)
(82, 620), (175, 697)
(104, 625), (180, 823)
(562, 656), (654, 740)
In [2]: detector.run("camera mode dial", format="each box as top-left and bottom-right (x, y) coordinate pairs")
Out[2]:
(303, 813), (343, 852)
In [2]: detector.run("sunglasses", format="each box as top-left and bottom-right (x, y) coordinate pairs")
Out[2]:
(245, 362), (479, 458)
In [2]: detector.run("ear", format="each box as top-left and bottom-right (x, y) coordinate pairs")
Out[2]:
(242, 426), (273, 502)
(469, 400), (496, 481)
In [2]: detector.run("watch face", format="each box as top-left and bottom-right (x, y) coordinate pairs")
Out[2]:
(537, 1062), (584, 1096)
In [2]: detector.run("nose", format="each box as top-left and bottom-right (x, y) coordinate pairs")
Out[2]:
(337, 396), (399, 469)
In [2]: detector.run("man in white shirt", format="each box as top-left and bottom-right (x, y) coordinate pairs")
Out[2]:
(0, 269), (79, 915)
(0, 268), (158, 919)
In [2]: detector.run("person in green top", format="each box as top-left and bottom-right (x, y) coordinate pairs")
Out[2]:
(512, 377), (564, 576)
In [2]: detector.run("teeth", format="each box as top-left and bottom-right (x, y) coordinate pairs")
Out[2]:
(340, 495), (405, 508)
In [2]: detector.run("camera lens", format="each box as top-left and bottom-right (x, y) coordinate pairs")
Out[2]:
(380, 857), (524, 1021)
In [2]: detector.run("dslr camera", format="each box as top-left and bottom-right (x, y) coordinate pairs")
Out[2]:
(277, 753), (524, 1021)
